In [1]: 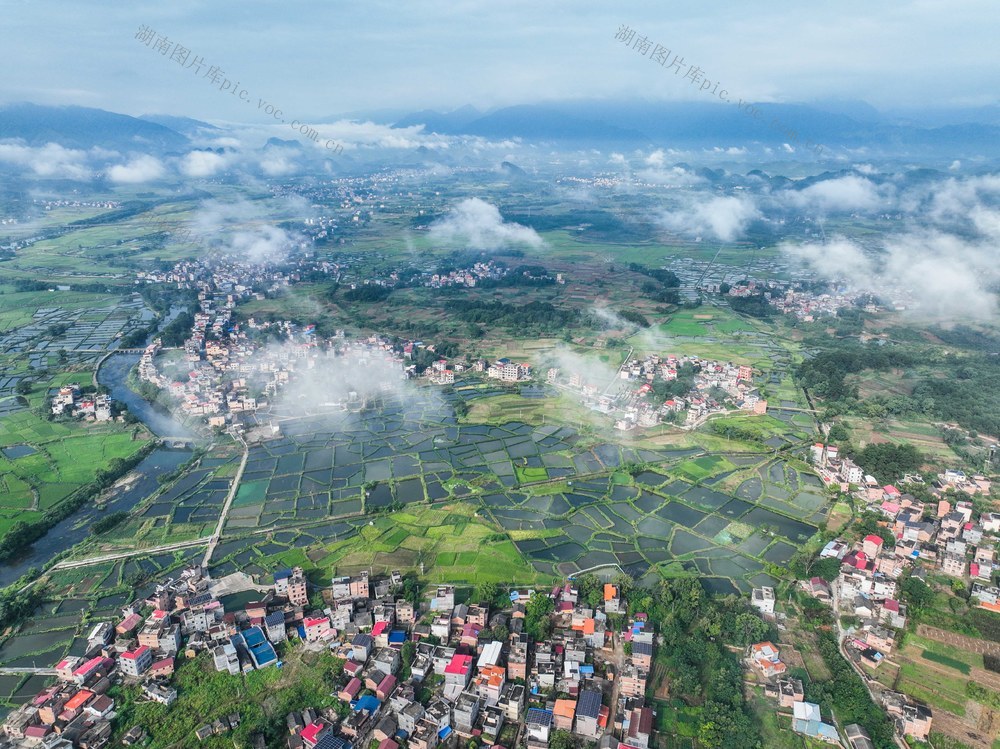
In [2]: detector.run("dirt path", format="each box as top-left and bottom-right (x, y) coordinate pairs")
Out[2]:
(917, 625), (1000, 658)
(931, 706), (995, 749)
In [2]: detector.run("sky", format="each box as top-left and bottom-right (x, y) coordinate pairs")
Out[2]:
(1, 0), (997, 123)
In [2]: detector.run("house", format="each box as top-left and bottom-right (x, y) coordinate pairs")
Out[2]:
(776, 677), (804, 708)
(940, 552), (965, 577)
(751, 587), (775, 616)
(792, 701), (839, 744)
(213, 643), (240, 675)
(625, 707), (653, 749)
(574, 688), (603, 738)
(526, 708), (553, 749)
(845, 724), (875, 749)
(553, 699), (576, 730)
(899, 704), (933, 740)
(865, 626), (895, 654)
(120, 645), (153, 678)
(453, 691), (481, 735)
(862, 535), (884, 558)
(304, 615), (332, 642)
(339, 678), (362, 702)
(618, 661), (647, 698)
(749, 642), (786, 679)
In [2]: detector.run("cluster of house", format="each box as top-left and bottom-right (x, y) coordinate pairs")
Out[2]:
(424, 262), (516, 288)
(2, 561), (667, 749)
(812, 444), (993, 499)
(139, 324), (419, 427)
(744, 637), (839, 745)
(269, 578), (655, 749)
(749, 584), (935, 745)
(426, 357), (532, 386)
(769, 288), (877, 321)
(812, 445), (999, 588)
(49, 384), (113, 422)
(552, 353), (765, 431)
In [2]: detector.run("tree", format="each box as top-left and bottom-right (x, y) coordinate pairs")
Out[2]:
(549, 730), (576, 749)
(14, 380), (31, 395)
(731, 613), (770, 647)
(475, 581), (499, 607)
(525, 592), (554, 641)
(811, 556), (843, 582)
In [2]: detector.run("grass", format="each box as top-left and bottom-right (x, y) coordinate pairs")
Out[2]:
(898, 662), (968, 716)
(672, 455), (735, 482)
(921, 650), (972, 674)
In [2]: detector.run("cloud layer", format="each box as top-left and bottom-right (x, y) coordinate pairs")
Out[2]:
(429, 198), (544, 250)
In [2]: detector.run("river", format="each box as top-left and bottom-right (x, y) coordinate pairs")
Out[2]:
(96, 352), (194, 439)
(0, 449), (190, 587)
(0, 307), (198, 586)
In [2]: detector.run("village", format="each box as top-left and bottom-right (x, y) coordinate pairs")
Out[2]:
(549, 353), (767, 432)
(1, 567), (669, 749)
(735, 443), (1000, 746)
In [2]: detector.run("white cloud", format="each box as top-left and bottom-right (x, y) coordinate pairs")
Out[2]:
(107, 155), (165, 183)
(429, 198), (544, 251)
(784, 174), (887, 213)
(658, 194), (760, 242)
(0, 141), (93, 180)
(179, 150), (232, 177)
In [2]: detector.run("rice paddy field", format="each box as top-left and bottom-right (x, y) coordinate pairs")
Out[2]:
(194, 388), (823, 595)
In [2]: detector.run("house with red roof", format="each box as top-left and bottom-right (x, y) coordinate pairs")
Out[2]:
(120, 645), (153, 678)
(862, 534), (885, 558)
(304, 615), (332, 642)
(301, 721), (332, 748)
(444, 653), (473, 687)
(339, 677), (362, 702)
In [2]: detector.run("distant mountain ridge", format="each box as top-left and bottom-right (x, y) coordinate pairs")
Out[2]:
(0, 103), (189, 152)
(388, 99), (1000, 153)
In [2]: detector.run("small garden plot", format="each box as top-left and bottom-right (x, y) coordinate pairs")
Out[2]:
(657, 502), (708, 527)
(762, 541), (797, 565)
(660, 479), (693, 497)
(234, 479), (266, 506)
(564, 523), (597, 544)
(609, 501), (643, 522)
(767, 462), (786, 484)
(635, 491), (665, 513)
(364, 459), (392, 482)
(565, 492), (598, 508)
(790, 491), (827, 513)
(535, 543), (586, 562)
(577, 550), (619, 569)
(694, 515), (729, 538)
(396, 478), (425, 504)
(736, 532), (772, 557)
(593, 443), (622, 468)
(674, 455), (735, 483)
(12, 675), (53, 704)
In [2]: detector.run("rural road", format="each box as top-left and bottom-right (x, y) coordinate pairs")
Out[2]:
(50, 537), (211, 570)
(202, 440), (249, 566)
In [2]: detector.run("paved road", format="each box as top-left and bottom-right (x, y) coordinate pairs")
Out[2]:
(0, 668), (57, 675)
(202, 440), (249, 566)
(50, 537), (211, 570)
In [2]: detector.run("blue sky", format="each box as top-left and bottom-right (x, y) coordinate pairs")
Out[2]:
(2, 0), (996, 122)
